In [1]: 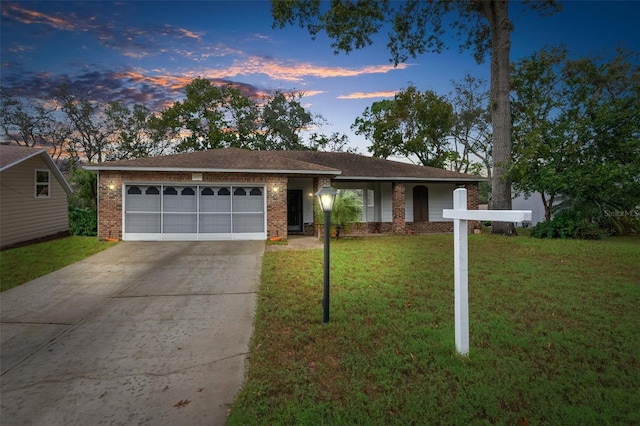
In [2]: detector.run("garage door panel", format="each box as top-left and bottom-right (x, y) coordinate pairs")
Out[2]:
(163, 213), (197, 233)
(233, 213), (264, 233)
(125, 213), (160, 233)
(199, 214), (232, 233)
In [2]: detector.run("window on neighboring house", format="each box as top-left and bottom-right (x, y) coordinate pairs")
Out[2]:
(35, 169), (50, 198)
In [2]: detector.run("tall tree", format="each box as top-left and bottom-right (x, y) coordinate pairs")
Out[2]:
(272, 0), (561, 234)
(511, 46), (569, 221)
(256, 90), (318, 150)
(54, 85), (114, 163)
(0, 92), (71, 162)
(161, 78), (260, 152)
(448, 73), (492, 179)
(511, 47), (640, 230)
(352, 86), (455, 167)
(104, 102), (171, 160)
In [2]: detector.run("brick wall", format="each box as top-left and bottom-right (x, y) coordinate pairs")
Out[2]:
(96, 170), (289, 240)
(465, 182), (481, 233)
(266, 176), (287, 239)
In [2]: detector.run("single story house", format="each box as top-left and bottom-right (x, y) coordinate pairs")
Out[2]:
(85, 148), (484, 241)
(0, 145), (73, 249)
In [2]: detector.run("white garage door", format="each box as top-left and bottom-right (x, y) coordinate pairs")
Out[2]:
(123, 184), (266, 241)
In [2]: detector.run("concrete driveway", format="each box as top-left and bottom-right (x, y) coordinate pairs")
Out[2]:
(0, 241), (264, 425)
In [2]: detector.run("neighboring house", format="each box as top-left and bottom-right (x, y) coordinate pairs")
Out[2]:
(512, 192), (548, 227)
(85, 148), (485, 241)
(0, 145), (73, 249)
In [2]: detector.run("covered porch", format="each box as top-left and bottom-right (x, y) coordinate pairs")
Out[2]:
(284, 177), (481, 238)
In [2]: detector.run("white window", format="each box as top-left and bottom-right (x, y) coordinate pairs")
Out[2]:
(367, 189), (375, 222)
(35, 169), (50, 198)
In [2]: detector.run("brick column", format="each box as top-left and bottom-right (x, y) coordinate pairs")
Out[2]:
(266, 176), (288, 239)
(465, 182), (481, 233)
(97, 171), (123, 240)
(392, 182), (406, 235)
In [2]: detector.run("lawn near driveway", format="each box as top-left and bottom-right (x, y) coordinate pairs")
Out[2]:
(0, 237), (116, 292)
(228, 234), (640, 425)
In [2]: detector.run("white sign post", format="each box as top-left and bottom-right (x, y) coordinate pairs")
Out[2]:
(442, 188), (531, 355)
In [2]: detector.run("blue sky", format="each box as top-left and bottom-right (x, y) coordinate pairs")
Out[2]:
(2, 1), (639, 153)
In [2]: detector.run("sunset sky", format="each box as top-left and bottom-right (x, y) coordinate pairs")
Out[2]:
(2, 1), (639, 153)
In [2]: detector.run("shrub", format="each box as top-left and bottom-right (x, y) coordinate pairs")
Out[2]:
(531, 212), (603, 240)
(69, 207), (97, 236)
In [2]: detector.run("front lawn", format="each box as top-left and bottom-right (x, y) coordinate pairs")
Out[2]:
(228, 234), (640, 425)
(0, 236), (116, 292)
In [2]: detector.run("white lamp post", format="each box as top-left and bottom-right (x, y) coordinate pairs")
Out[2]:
(315, 186), (337, 323)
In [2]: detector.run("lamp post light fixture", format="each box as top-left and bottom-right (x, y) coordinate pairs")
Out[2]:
(315, 185), (337, 323)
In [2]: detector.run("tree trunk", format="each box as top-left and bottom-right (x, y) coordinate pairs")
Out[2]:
(479, 0), (515, 235)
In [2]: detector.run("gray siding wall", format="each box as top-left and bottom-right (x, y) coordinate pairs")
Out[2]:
(0, 156), (69, 248)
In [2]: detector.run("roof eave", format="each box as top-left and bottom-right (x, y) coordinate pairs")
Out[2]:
(334, 176), (487, 182)
(84, 166), (341, 175)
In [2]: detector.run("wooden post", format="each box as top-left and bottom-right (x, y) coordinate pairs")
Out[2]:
(443, 188), (532, 356)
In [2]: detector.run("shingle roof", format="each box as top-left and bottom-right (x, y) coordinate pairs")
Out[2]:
(0, 144), (44, 170)
(86, 148), (484, 182)
(85, 148), (339, 175)
(273, 150), (483, 181)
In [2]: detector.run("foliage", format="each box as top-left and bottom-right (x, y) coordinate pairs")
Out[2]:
(228, 234), (639, 424)
(315, 190), (362, 237)
(0, 237), (115, 292)
(308, 132), (359, 153)
(67, 165), (98, 236)
(68, 207), (98, 236)
(352, 86), (455, 167)
(68, 165), (97, 208)
(104, 102), (172, 160)
(256, 90), (319, 150)
(160, 78), (260, 152)
(160, 80), (328, 152)
(530, 211), (603, 240)
(511, 47), (640, 232)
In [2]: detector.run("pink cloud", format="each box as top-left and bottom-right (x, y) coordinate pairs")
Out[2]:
(337, 91), (397, 100)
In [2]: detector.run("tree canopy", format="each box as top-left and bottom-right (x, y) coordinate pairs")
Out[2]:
(511, 46), (640, 233)
(352, 85), (455, 168)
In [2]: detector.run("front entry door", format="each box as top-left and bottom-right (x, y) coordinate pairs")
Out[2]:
(287, 190), (303, 232)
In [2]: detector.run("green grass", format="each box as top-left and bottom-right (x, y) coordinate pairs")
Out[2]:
(0, 236), (116, 292)
(228, 234), (640, 425)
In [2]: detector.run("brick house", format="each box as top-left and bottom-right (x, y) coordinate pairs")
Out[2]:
(85, 148), (484, 241)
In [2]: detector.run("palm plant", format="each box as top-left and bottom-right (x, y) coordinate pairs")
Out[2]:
(316, 189), (363, 238)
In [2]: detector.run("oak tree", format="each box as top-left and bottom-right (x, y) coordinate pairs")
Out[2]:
(352, 85), (455, 168)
